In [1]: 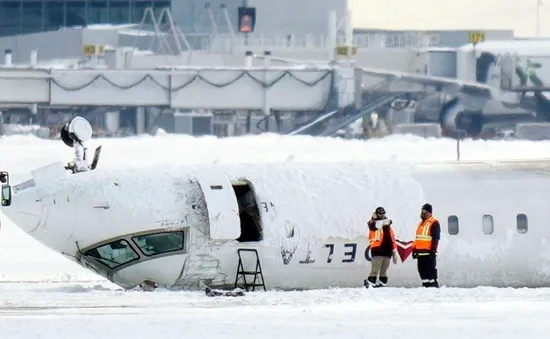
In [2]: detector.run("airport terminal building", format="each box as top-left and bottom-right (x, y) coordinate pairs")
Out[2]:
(0, 0), (169, 36)
(0, 0), (539, 141)
(0, 0), (346, 36)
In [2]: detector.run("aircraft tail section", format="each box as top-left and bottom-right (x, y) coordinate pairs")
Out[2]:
(481, 54), (522, 103)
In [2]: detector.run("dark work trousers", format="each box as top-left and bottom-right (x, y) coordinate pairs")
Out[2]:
(417, 254), (438, 287)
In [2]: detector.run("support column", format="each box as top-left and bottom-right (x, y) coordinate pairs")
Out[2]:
(345, 10), (353, 57)
(327, 10), (337, 61)
(30, 49), (38, 67)
(263, 49), (271, 118)
(4, 49), (12, 66)
(354, 67), (363, 110)
(245, 50), (252, 68)
(105, 111), (120, 135)
(136, 107), (145, 135)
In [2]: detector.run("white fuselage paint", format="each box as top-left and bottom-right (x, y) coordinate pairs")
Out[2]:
(2, 159), (550, 290)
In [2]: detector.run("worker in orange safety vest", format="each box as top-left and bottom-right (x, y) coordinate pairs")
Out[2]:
(412, 203), (441, 288)
(364, 206), (398, 288)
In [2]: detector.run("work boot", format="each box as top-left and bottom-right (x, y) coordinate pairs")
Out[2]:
(377, 276), (388, 287)
(424, 280), (439, 288)
(364, 276), (377, 288)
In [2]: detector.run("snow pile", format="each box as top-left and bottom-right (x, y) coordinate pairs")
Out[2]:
(2, 124), (50, 138)
(85, 24), (137, 30)
(0, 218), (103, 283)
(51, 167), (194, 221)
(69, 133), (550, 168)
(42, 159), (423, 249)
(3, 133), (550, 177)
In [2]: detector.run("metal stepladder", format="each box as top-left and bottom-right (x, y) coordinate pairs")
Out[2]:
(234, 248), (266, 291)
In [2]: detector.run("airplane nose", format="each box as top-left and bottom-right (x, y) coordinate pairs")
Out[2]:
(1, 186), (42, 234)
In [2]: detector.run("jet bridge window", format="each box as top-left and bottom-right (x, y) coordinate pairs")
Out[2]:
(84, 239), (139, 269)
(447, 215), (459, 235)
(517, 214), (528, 234)
(132, 231), (185, 256)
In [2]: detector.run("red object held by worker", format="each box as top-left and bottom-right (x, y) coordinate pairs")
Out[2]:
(395, 239), (414, 262)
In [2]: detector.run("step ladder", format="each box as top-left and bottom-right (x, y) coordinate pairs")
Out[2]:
(234, 248), (266, 292)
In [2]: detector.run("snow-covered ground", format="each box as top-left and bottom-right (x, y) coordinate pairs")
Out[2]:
(2, 133), (550, 337)
(1, 282), (550, 338)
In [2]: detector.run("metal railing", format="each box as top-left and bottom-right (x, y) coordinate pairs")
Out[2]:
(125, 7), (440, 55)
(201, 32), (439, 53)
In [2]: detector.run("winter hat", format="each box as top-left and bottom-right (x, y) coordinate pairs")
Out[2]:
(375, 206), (386, 214)
(422, 203), (432, 214)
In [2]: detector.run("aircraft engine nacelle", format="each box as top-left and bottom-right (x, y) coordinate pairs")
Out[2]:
(440, 97), (484, 138)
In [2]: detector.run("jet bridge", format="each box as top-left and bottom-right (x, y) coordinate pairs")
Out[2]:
(0, 66), (339, 111)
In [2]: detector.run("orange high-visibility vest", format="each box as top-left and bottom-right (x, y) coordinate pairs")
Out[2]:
(368, 224), (396, 250)
(413, 216), (437, 251)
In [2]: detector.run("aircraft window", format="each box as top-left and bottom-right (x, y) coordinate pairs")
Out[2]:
(132, 231), (185, 256)
(517, 214), (528, 234)
(482, 215), (494, 235)
(84, 239), (139, 269)
(448, 215), (459, 235)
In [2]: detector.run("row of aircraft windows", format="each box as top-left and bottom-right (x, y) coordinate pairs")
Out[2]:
(446, 214), (528, 235)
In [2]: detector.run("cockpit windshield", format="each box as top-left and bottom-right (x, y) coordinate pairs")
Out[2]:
(84, 239), (139, 268)
(132, 231), (185, 256)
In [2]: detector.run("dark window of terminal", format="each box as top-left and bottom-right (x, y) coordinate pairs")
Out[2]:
(0, 1), (22, 35)
(65, 0), (86, 26)
(22, 0), (43, 33)
(44, 1), (65, 31)
(110, 0), (130, 24)
(132, 0), (151, 22)
(0, 0), (172, 36)
(88, 0), (109, 24)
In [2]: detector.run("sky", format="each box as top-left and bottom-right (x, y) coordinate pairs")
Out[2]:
(350, 0), (545, 38)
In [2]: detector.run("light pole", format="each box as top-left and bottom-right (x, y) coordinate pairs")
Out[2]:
(537, 0), (543, 37)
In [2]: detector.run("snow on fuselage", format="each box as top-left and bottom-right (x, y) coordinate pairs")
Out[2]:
(2, 158), (550, 290)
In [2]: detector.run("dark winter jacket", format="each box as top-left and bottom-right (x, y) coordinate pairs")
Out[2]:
(429, 220), (441, 251)
(367, 218), (395, 258)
